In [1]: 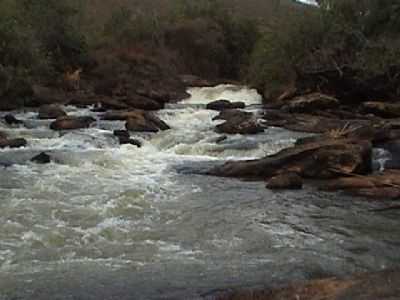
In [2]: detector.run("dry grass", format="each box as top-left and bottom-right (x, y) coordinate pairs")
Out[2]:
(325, 123), (358, 139)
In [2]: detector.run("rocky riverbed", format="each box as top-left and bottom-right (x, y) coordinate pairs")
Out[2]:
(1, 85), (400, 299)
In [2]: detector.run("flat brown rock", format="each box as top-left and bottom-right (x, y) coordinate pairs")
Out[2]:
(208, 139), (372, 179)
(210, 269), (400, 300)
(50, 116), (96, 130)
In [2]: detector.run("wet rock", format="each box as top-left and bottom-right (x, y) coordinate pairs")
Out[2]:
(0, 131), (7, 139)
(38, 104), (67, 119)
(103, 110), (139, 121)
(321, 177), (376, 191)
(31, 152), (51, 164)
(266, 172), (303, 190)
(4, 114), (23, 125)
(212, 269), (400, 300)
(263, 110), (371, 134)
(283, 93), (339, 113)
(213, 109), (264, 135)
(215, 135), (228, 144)
(361, 101), (400, 118)
(213, 109), (252, 121)
(50, 116), (96, 130)
(207, 100), (245, 111)
(216, 119), (264, 135)
(119, 136), (142, 147)
(209, 139), (372, 179)
(125, 111), (170, 132)
(320, 170), (400, 199)
(113, 130), (130, 139)
(113, 129), (142, 147)
(0, 138), (27, 148)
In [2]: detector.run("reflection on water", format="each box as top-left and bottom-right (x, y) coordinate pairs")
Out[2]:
(0, 85), (399, 300)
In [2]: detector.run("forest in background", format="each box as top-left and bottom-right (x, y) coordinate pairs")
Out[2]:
(1, 0), (400, 106)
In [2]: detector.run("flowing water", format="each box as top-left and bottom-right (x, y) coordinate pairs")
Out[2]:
(0, 84), (400, 300)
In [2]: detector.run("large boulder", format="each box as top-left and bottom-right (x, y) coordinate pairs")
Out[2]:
(216, 119), (264, 135)
(263, 110), (372, 134)
(50, 116), (96, 130)
(208, 139), (372, 179)
(38, 104), (67, 119)
(207, 100), (245, 111)
(283, 93), (339, 113)
(0, 138), (27, 148)
(361, 101), (400, 118)
(266, 172), (303, 190)
(125, 111), (170, 132)
(213, 109), (264, 135)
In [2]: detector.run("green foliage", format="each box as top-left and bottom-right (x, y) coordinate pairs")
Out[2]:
(169, 0), (260, 78)
(17, 0), (88, 70)
(247, 0), (400, 98)
(0, 0), (88, 103)
(102, 6), (164, 46)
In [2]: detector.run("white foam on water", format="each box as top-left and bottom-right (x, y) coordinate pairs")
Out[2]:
(0, 85), (303, 274)
(183, 84), (262, 105)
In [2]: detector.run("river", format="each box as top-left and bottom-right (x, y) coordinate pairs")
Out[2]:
(0, 85), (399, 299)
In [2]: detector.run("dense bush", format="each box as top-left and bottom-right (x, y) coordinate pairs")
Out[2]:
(102, 7), (164, 47)
(247, 0), (400, 100)
(0, 0), (88, 104)
(168, 0), (260, 79)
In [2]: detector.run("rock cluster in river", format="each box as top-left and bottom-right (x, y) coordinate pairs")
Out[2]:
(208, 91), (400, 199)
(213, 109), (264, 135)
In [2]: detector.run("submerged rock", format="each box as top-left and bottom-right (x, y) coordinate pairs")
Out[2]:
(50, 116), (96, 130)
(119, 136), (142, 147)
(31, 152), (51, 164)
(38, 104), (67, 119)
(113, 130), (142, 147)
(207, 100), (245, 111)
(266, 172), (303, 190)
(0, 138), (27, 148)
(4, 114), (23, 125)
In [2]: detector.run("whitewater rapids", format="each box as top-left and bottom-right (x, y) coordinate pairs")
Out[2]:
(0, 85), (399, 300)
